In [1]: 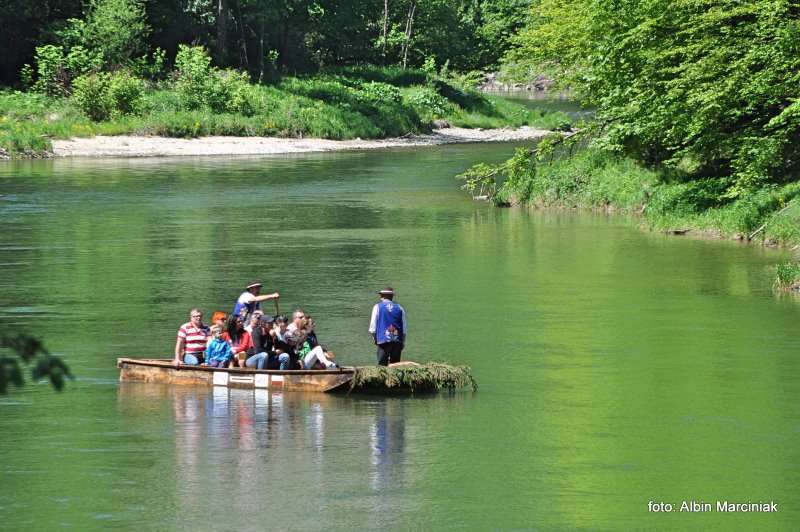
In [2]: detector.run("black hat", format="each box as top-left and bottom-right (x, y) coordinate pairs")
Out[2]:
(378, 287), (395, 296)
(259, 314), (275, 324)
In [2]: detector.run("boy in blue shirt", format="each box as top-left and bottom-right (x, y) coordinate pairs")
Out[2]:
(206, 325), (234, 368)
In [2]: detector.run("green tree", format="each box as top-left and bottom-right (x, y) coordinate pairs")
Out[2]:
(504, 0), (800, 196)
(85, 0), (150, 67)
(0, 334), (72, 394)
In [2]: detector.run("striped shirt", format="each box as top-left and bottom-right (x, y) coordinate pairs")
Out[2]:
(177, 322), (210, 355)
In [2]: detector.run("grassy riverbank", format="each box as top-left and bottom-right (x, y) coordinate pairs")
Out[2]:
(474, 146), (800, 249)
(0, 66), (570, 158)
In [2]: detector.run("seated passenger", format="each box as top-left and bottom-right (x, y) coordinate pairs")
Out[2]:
(291, 329), (338, 370)
(211, 311), (228, 327)
(272, 315), (292, 370)
(244, 309), (264, 334)
(304, 317), (337, 368)
(272, 315), (288, 346)
(304, 316), (320, 348)
(222, 314), (253, 368)
(173, 308), (209, 366)
(281, 331), (303, 369)
(246, 314), (279, 370)
(206, 325), (234, 368)
(286, 309), (307, 334)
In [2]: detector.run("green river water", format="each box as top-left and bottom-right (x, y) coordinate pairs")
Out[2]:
(1, 142), (799, 531)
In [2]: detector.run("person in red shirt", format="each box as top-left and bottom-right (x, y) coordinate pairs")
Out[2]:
(221, 314), (253, 368)
(174, 309), (210, 366)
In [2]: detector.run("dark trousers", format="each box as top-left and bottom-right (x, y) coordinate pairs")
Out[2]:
(377, 342), (403, 366)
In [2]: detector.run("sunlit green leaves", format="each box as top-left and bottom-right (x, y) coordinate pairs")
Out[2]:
(505, 0), (800, 194)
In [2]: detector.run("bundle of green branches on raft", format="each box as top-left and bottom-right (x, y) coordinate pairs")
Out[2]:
(349, 362), (477, 393)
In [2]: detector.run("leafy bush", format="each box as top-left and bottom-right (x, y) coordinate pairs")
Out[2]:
(132, 47), (167, 81)
(71, 73), (110, 120)
(355, 81), (402, 104)
(84, 0), (150, 67)
(30, 44), (103, 96)
(65, 46), (104, 77)
(208, 70), (257, 116)
(775, 262), (800, 289)
(174, 45), (213, 110)
(404, 87), (452, 120)
(72, 71), (144, 121)
(107, 72), (145, 115)
(32, 45), (69, 96)
(174, 46), (257, 115)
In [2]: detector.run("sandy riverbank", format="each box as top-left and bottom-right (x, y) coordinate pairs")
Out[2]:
(50, 126), (550, 158)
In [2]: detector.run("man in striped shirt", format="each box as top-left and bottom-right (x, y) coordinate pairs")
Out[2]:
(173, 308), (210, 366)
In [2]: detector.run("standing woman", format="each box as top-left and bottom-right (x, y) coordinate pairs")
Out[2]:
(222, 314), (253, 368)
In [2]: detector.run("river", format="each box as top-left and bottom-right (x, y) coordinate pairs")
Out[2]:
(1, 142), (798, 530)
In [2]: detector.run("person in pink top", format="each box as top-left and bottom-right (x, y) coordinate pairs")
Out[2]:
(174, 308), (210, 366)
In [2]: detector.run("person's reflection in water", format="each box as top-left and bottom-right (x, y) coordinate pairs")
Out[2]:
(305, 400), (326, 466)
(369, 398), (406, 492)
(172, 387), (207, 512)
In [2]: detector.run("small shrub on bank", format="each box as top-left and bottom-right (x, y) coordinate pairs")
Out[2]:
(355, 81), (402, 104)
(208, 70), (257, 116)
(173, 45), (212, 110)
(774, 262), (800, 290)
(174, 46), (258, 116)
(72, 71), (144, 121)
(404, 87), (452, 121)
(71, 73), (110, 120)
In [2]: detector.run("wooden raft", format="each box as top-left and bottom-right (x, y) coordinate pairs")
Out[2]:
(117, 358), (354, 393)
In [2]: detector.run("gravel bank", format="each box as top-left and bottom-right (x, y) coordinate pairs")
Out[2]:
(51, 126), (550, 158)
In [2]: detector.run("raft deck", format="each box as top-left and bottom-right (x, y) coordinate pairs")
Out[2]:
(117, 358), (354, 393)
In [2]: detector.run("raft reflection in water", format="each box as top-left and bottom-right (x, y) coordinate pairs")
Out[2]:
(115, 383), (414, 529)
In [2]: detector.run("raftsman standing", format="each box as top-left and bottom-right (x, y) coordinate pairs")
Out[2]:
(369, 287), (407, 366)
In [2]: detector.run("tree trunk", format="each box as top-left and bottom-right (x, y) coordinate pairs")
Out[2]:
(234, 0), (249, 70)
(258, 16), (265, 82)
(402, 2), (416, 69)
(382, 0), (389, 64)
(217, 0), (228, 65)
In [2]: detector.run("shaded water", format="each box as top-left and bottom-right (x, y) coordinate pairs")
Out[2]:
(1, 144), (799, 530)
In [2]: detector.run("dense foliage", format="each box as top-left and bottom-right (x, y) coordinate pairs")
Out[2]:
(452, 0), (800, 248)
(502, 0), (800, 197)
(0, 60), (569, 156)
(0, 0), (531, 85)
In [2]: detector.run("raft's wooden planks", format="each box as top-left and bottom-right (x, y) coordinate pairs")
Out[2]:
(117, 358), (354, 392)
